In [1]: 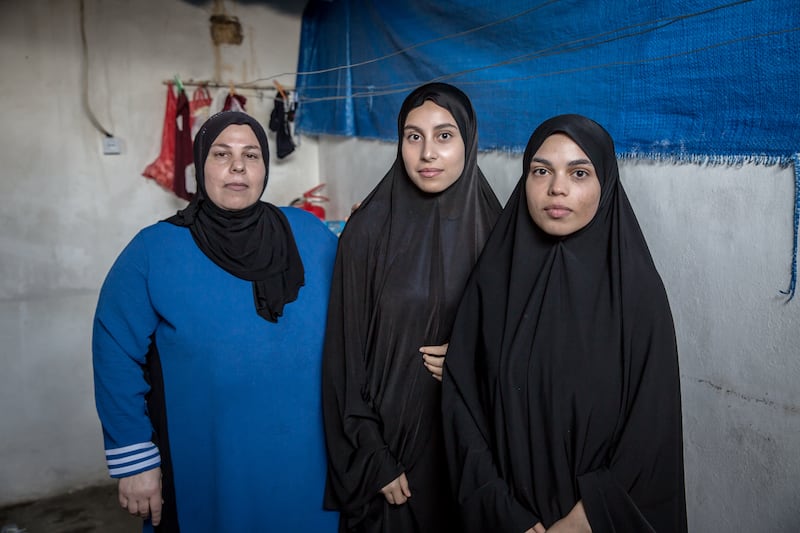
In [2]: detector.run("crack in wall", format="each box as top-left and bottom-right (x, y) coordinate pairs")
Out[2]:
(693, 377), (800, 414)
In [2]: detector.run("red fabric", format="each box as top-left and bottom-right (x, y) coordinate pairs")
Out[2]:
(223, 93), (247, 112)
(173, 89), (194, 201)
(142, 83), (177, 191)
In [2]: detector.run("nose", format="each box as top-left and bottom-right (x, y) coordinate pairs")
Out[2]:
(422, 139), (437, 161)
(548, 172), (568, 195)
(231, 154), (245, 173)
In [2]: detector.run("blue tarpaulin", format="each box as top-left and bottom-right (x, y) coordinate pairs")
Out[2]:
(295, 0), (799, 164)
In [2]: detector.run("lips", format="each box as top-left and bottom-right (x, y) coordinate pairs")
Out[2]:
(225, 183), (249, 191)
(545, 205), (571, 218)
(418, 168), (442, 178)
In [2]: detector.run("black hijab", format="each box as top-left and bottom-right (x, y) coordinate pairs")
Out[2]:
(442, 115), (687, 532)
(322, 83), (501, 531)
(166, 111), (304, 322)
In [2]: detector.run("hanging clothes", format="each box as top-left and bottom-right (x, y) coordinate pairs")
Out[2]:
(269, 92), (296, 158)
(173, 88), (193, 201)
(142, 83), (177, 192)
(223, 92), (247, 112)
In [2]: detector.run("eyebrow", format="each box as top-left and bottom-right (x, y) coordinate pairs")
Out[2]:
(403, 123), (458, 132)
(211, 142), (262, 151)
(530, 157), (593, 166)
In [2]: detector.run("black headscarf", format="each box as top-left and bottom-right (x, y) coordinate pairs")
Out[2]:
(442, 115), (687, 532)
(322, 83), (501, 532)
(166, 111), (304, 322)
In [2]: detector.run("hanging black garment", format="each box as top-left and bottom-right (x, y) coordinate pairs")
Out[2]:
(442, 115), (687, 532)
(322, 83), (501, 533)
(269, 95), (296, 159)
(166, 111), (304, 323)
(173, 88), (193, 201)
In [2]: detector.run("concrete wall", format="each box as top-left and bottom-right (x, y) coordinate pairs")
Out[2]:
(320, 137), (800, 532)
(0, 0), (315, 504)
(2, 1), (799, 531)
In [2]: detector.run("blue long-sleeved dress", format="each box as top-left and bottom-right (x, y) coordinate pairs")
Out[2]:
(93, 207), (339, 531)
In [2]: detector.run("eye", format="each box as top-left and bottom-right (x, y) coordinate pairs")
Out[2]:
(212, 150), (230, 159)
(573, 168), (592, 179)
(245, 152), (260, 160)
(529, 167), (549, 177)
(439, 131), (453, 140)
(406, 133), (421, 142)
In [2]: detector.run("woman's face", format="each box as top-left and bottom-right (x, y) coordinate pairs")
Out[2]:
(525, 133), (601, 236)
(401, 100), (465, 194)
(203, 124), (266, 211)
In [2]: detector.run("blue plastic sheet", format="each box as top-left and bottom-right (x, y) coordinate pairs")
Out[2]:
(295, 0), (799, 163)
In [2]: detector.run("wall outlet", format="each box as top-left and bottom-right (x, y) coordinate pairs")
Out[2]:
(102, 136), (121, 155)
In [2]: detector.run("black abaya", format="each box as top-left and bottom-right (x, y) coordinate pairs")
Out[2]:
(442, 115), (688, 532)
(322, 83), (501, 532)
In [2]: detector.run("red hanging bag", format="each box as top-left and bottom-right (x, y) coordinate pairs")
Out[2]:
(189, 86), (213, 139)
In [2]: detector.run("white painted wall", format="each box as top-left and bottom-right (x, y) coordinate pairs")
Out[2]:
(2, 1), (799, 531)
(0, 0), (315, 504)
(320, 137), (800, 532)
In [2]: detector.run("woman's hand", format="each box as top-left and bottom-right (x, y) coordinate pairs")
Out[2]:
(420, 343), (448, 381)
(380, 472), (411, 505)
(524, 522), (546, 533)
(118, 467), (163, 525)
(546, 500), (591, 532)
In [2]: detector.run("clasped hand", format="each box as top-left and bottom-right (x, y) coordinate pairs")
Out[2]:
(420, 343), (448, 381)
(380, 472), (411, 505)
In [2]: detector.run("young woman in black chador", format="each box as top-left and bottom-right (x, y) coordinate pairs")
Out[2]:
(442, 114), (687, 533)
(322, 83), (501, 532)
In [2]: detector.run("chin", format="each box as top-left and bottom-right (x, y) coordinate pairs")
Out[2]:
(219, 202), (248, 211)
(421, 185), (445, 194)
(414, 178), (458, 195)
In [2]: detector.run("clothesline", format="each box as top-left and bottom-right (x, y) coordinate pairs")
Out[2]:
(161, 79), (295, 93)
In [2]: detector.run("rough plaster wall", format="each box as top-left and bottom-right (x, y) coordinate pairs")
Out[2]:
(319, 136), (800, 531)
(625, 161), (800, 531)
(0, 0), (313, 504)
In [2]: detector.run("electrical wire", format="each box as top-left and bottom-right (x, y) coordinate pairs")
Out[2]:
(79, 0), (113, 137)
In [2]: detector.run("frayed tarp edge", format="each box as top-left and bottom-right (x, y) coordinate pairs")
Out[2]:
(778, 154), (800, 302)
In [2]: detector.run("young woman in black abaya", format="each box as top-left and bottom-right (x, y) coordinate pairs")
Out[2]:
(442, 114), (687, 532)
(322, 83), (502, 532)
